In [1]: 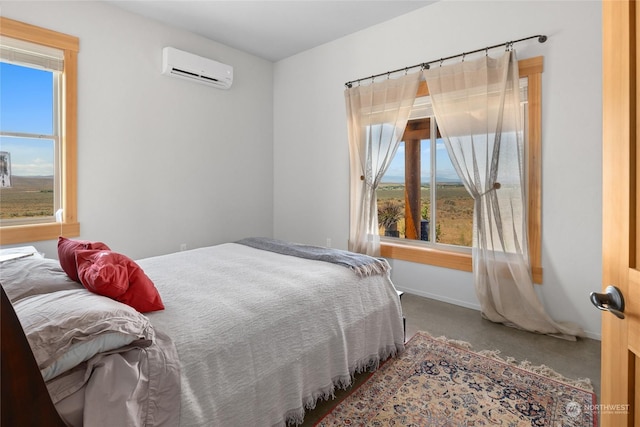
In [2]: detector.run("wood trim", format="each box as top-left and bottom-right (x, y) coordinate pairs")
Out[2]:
(0, 222), (80, 245)
(602, 1), (634, 425)
(417, 80), (429, 97)
(518, 56), (544, 77)
(381, 242), (472, 272)
(527, 69), (543, 284)
(62, 49), (79, 225)
(627, 270), (640, 355)
(0, 17), (79, 52)
(386, 56), (544, 283)
(0, 18), (80, 244)
(636, 358), (640, 427)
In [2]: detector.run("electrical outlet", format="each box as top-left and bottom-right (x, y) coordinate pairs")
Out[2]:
(179, 243), (187, 251)
(326, 238), (332, 248)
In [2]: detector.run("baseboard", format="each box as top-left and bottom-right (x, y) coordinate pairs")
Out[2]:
(395, 286), (602, 342)
(580, 330), (601, 341)
(395, 286), (481, 311)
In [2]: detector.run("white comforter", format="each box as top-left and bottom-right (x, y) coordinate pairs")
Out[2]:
(139, 243), (405, 427)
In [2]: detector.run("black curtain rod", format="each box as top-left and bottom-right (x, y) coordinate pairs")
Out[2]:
(344, 34), (547, 88)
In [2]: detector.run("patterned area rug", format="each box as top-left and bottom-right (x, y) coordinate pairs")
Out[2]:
(316, 331), (597, 427)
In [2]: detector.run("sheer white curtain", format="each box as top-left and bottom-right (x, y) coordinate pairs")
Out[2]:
(423, 51), (582, 339)
(345, 73), (420, 255)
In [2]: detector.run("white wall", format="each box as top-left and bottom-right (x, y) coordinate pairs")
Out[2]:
(1, 1), (274, 260)
(273, 0), (603, 339)
(2, 0), (603, 339)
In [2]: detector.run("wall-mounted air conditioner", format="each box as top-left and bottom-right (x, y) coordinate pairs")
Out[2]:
(162, 47), (233, 90)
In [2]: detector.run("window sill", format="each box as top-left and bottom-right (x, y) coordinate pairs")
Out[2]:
(380, 241), (472, 272)
(380, 241), (543, 284)
(0, 222), (80, 245)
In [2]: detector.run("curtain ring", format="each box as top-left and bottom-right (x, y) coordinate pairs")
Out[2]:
(439, 58), (443, 67)
(485, 47), (488, 57)
(404, 67), (408, 75)
(462, 52), (465, 62)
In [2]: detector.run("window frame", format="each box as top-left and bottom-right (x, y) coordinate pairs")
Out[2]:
(380, 56), (544, 284)
(0, 17), (80, 244)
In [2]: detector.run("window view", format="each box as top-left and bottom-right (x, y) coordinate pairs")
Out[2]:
(376, 116), (474, 248)
(0, 45), (60, 223)
(377, 80), (527, 249)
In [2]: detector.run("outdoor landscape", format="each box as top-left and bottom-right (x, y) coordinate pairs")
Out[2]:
(377, 182), (474, 247)
(0, 175), (474, 248)
(0, 175), (54, 219)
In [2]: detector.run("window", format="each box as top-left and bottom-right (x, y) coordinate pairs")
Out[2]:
(0, 18), (80, 244)
(1, 54), (59, 222)
(377, 117), (474, 248)
(379, 56), (543, 283)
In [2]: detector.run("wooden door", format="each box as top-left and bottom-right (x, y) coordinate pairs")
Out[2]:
(602, 1), (639, 425)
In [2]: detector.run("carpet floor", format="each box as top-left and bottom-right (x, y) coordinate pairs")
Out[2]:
(313, 331), (597, 426)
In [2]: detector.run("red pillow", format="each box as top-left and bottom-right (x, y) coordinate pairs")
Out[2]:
(58, 237), (111, 282)
(75, 250), (164, 313)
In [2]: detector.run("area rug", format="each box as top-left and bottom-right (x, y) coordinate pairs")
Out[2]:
(315, 331), (597, 427)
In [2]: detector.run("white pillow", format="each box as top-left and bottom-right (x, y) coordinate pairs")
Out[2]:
(14, 289), (154, 380)
(0, 256), (82, 303)
(40, 332), (137, 381)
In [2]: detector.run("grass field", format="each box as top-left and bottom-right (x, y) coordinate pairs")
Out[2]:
(0, 176), (54, 219)
(377, 182), (474, 247)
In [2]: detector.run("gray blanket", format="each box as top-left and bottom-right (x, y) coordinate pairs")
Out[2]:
(236, 237), (390, 277)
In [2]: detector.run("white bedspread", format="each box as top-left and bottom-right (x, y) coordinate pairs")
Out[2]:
(139, 243), (405, 427)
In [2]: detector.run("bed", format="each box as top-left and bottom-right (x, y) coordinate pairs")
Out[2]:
(0, 237), (405, 426)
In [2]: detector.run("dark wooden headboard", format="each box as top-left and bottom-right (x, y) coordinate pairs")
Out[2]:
(1, 286), (67, 426)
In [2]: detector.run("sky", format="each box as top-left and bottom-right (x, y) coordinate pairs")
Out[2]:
(383, 139), (460, 183)
(0, 62), (55, 176)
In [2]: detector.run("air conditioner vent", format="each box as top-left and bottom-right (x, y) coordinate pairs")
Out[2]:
(162, 47), (232, 90)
